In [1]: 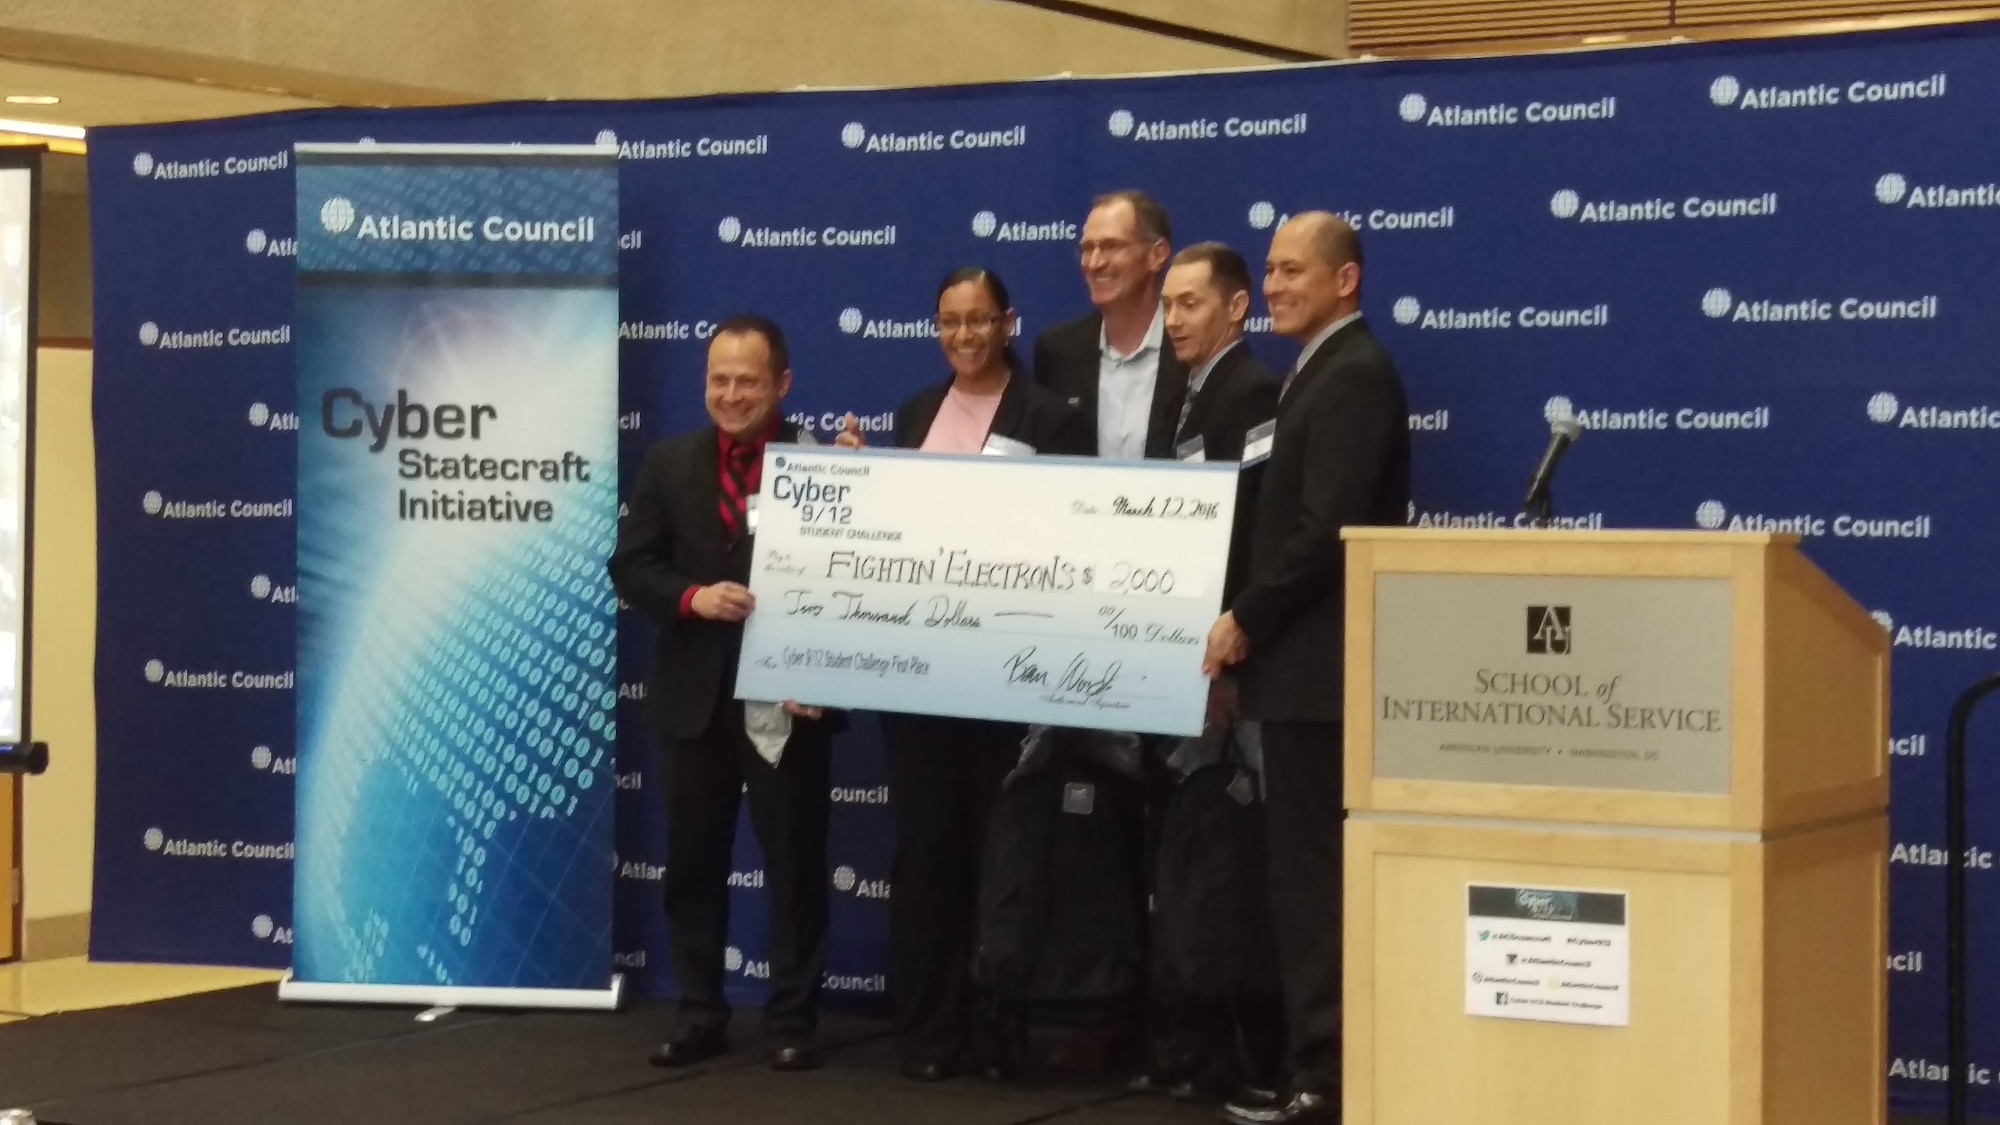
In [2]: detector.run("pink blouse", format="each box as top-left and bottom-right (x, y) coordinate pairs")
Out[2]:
(919, 384), (1005, 454)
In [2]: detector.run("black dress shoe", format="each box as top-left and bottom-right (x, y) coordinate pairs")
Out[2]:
(1128, 1071), (1183, 1097)
(900, 1059), (955, 1082)
(648, 1029), (728, 1068)
(1219, 1090), (1336, 1125)
(771, 1043), (821, 1072)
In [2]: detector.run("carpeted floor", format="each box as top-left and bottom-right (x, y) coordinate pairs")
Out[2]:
(0, 984), (1206, 1124)
(0, 984), (1973, 1124)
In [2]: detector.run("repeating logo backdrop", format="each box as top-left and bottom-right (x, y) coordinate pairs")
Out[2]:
(88, 26), (2000, 1113)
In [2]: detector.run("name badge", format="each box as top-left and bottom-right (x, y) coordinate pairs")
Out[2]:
(982, 434), (1036, 458)
(746, 494), (760, 533)
(1176, 435), (1207, 464)
(1242, 420), (1276, 467)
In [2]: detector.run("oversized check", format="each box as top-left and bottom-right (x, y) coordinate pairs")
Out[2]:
(734, 444), (1239, 736)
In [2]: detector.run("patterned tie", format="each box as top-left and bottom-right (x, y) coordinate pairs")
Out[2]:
(720, 442), (756, 541)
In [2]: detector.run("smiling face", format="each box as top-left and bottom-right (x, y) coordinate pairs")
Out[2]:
(1078, 198), (1169, 311)
(936, 279), (1016, 381)
(1263, 215), (1359, 342)
(1162, 260), (1248, 368)
(704, 330), (790, 440)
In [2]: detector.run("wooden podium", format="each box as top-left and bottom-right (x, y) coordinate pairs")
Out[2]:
(1340, 529), (1888, 1125)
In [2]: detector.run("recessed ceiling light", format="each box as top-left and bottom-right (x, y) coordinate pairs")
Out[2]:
(4, 96), (60, 106)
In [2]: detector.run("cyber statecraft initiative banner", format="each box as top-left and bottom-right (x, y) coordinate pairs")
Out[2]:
(288, 144), (621, 1000)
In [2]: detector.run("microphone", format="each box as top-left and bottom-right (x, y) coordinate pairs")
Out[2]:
(1523, 415), (1583, 521)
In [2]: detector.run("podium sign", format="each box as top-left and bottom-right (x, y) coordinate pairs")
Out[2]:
(1372, 574), (1733, 794)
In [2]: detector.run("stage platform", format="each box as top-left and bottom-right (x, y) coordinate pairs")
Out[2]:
(0, 983), (1207, 1124)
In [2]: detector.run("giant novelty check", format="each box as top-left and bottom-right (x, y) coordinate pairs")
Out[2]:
(735, 445), (1240, 736)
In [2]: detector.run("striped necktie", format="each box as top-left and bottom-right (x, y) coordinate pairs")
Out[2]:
(719, 443), (756, 541)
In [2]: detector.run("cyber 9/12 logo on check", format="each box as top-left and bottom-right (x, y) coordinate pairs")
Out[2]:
(1527, 606), (1573, 655)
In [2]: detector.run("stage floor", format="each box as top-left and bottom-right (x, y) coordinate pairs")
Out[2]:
(0, 979), (1970, 1124)
(0, 983), (1211, 1124)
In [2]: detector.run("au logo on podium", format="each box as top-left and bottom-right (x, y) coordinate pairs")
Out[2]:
(1527, 605), (1573, 654)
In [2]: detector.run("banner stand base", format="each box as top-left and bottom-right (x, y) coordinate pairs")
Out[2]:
(277, 971), (625, 1012)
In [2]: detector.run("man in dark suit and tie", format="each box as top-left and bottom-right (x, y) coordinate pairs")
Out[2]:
(608, 315), (837, 1074)
(1204, 214), (1411, 1125)
(1162, 241), (1281, 462)
(1034, 190), (1187, 462)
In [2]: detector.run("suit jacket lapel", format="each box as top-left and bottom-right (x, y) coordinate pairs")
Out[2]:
(691, 427), (724, 554)
(1282, 318), (1367, 413)
(1146, 344), (1188, 458)
(1175, 341), (1240, 447)
(991, 371), (1031, 443)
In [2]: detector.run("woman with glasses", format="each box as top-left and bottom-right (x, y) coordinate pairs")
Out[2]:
(839, 266), (1090, 1081)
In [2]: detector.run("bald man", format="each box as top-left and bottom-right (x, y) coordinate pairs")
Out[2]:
(1204, 214), (1410, 1125)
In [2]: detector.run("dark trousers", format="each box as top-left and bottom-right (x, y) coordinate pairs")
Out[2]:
(1260, 719), (1344, 1095)
(661, 696), (831, 1042)
(881, 712), (1022, 1066)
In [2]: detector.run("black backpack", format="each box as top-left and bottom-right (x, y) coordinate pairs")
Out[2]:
(1152, 759), (1282, 1003)
(971, 733), (1149, 1003)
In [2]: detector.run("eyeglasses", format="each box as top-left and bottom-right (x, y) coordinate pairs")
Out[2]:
(936, 315), (1005, 335)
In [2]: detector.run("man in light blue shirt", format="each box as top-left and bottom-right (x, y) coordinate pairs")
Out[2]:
(1032, 190), (1188, 462)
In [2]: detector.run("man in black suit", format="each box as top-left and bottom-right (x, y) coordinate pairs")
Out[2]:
(1204, 214), (1412, 1125)
(1163, 241), (1280, 462)
(1123, 242), (1284, 1101)
(1034, 190), (1187, 462)
(608, 315), (837, 1074)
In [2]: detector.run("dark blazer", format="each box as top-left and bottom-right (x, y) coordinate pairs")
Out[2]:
(608, 418), (836, 740)
(1032, 311), (1187, 459)
(1175, 341), (1281, 608)
(894, 366), (1095, 456)
(1231, 319), (1410, 723)
(1172, 339), (1280, 460)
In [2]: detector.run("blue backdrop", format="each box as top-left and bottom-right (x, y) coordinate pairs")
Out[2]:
(88, 24), (2000, 1114)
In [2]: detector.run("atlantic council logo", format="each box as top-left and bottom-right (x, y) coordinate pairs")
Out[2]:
(249, 575), (273, 600)
(595, 129), (618, 147)
(1107, 110), (1136, 138)
(966, 210), (1074, 242)
(144, 827), (164, 852)
(1710, 76), (1742, 106)
(251, 745), (273, 770)
(139, 321), (161, 346)
(838, 308), (865, 335)
(246, 229), (268, 254)
(144, 658), (165, 683)
(725, 946), (745, 972)
(1249, 202), (1278, 230)
(1398, 90), (1614, 126)
(133, 152), (156, 177)
(1388, 294), (1607, 330)
(1700, 285), (1936, 323)
(718, 216), (743, 243)
(248, 403), (270, 427)
(1550, 190), (1581, 219)
(319, 197), (356, 235)
(833, 865), (858, 892)
(252, 914), (274, 940)
(1692, 500), (1931, 539)
(842, 122), (867, 149)
(1872, 610), (1895, 631)
(1544, 396), (1575, 424)
(1696, 500), (1728, 530)
(142, 490), (164, 515)
(1871, 171), (2000, 210)
(1710, 72), (1947, 112)
(1399, 93), (1429, 122)
(1863, 390), (2000, 429)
